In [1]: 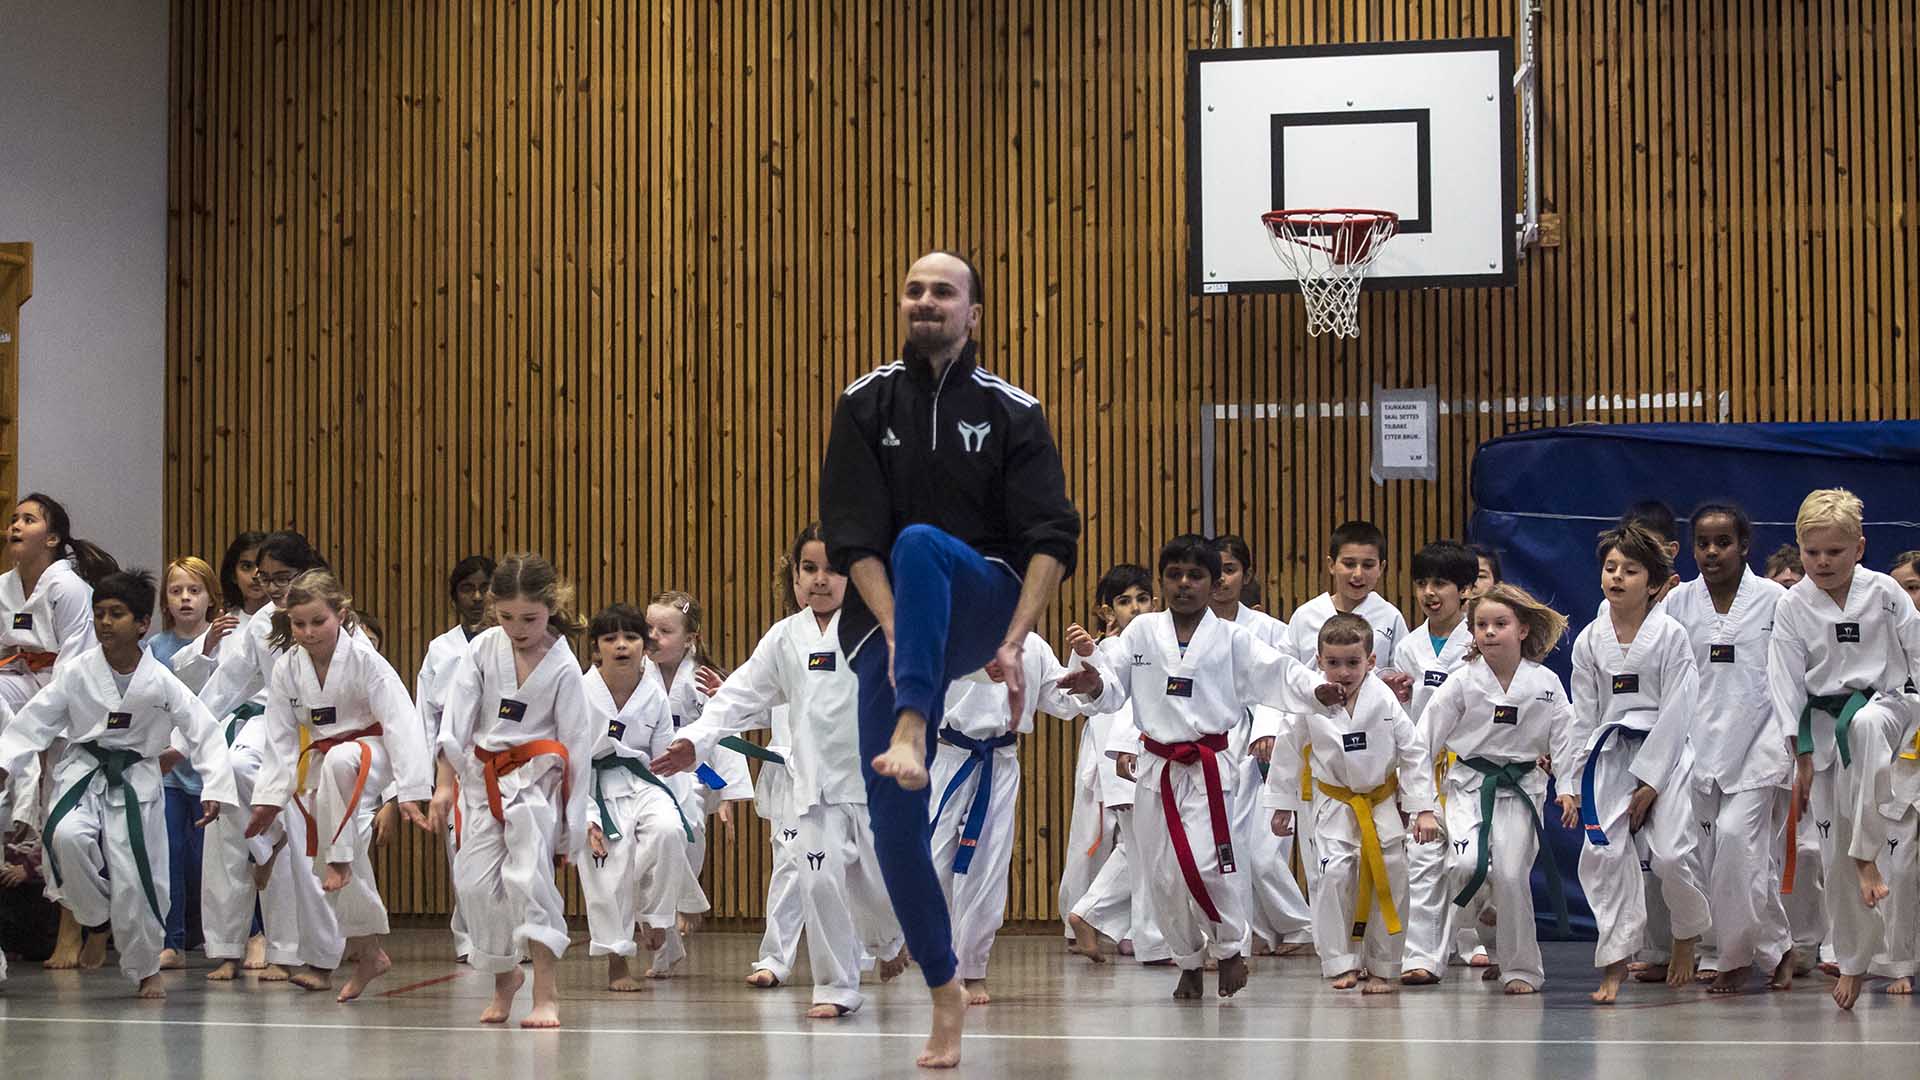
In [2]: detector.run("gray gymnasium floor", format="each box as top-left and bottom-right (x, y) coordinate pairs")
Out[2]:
(2, 930), (1914, 1078)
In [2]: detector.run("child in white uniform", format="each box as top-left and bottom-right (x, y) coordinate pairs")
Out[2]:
(435, 554), (594, 1028)
(1869, 550), (1920, 994)
(0, 569), (235, 998)
(1426, 584), (1575, 994)
(414, 554), (494, 961)
(1267, 613), (1440, 994)
(1768, 489), (1920, 1010)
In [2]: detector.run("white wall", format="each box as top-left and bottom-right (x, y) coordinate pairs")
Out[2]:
(0, 1), (168, 572)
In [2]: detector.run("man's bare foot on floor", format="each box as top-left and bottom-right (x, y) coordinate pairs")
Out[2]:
(918, 978), (968, 1068)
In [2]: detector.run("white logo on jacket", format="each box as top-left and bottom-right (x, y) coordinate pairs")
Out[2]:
(881, 427), (902, 447)
(957, 420), (991, 453)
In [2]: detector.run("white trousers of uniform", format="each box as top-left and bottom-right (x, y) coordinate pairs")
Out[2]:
(1443, 776), (1548, 989)
(930, 743), (1020, 982)
(1783, 793), (1828, 950)
(0, 670), (47, 833)
(1070, 806), (1131, 942)
(1235, 755), (1313, 947)
(444, 784), (471, 959)
(1576, 739), (1712, 968)
(1133, 758), (1247, 970)
(754, 819), (805, 981)
(1402, 789), (1457, 974)
(46, 776), (169, 982)
(1309, 790), (1410, 979)
(1056, 740), (1110, 939)
(308, 739), (392, 939)
(1118, 803), (1170, 962)
(580, 787), (708, 957)
(794, 801), (903, 1011)
(649, 821), (705, 972)
(1693, 781), (1793, 974)
(453, 770), (571, 974)
(1809, 702), (1902, 976)
(1871, 805), (1919, 979)
(203, 737), (342, 968)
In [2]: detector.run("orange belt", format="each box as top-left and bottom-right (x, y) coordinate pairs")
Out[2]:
(476, 740), (572, 823)
(0, 649), (57, 673)
(1783, 794), (1801, 895)
(293, 723), (384, 858)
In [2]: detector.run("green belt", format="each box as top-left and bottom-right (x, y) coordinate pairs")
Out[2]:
(591, 754), (694, 843)
(718, 735), (786, 765)
(1450, 756), (1570, 936)
(1796, 690), (1871, 768)
(225, 701), (266, 746)
(44, 742), (163, 924)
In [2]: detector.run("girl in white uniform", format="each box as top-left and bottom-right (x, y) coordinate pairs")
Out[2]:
(0, 569), (235, 998)
(1267, 613), (1440, 993)
(1563, 523), (1709, 1003)
(1390, 541), (1479, 984)
(436, 553), (593, 1028)
(1873, 551), (1920, 995)
(1768, 489), (1920, 1011)
(1663, 504), (1796, 993)
(247, 570), (435, 1003)
(1425, 584), (1575, 995)
(657, 527), (908, 1018)
(193, 531), (342, 986)
(1078, 536), (1335, 1001)
(578, 603), (708, 990)
(414, 553), (495, 962)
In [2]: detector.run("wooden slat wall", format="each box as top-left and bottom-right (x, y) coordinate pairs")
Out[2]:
(165, 1), (1919, 925)
(0, 243), (25, 514)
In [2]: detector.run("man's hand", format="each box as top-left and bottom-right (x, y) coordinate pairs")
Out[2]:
(1626, 783), (1658, 833)
(996, 637), (1028, 726)
(1250, 735), (1275, 765)
(1064, 623), (1097, 658)
(1380, 670), (1414, 703)
(1556, 793), (1580, 829)
(1412, 810), (1441, 844)
(1270, 809), (1295, 837)
(244, 804), (281, 839)
(650, 739), (697, 778)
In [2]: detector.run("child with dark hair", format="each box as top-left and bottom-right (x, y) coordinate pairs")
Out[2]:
(1765, 545), (1804, 589)
(1, 494), (118, 712)
(414, 553), (497, 960)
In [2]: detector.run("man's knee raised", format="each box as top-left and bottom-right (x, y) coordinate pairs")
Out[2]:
(891, 523), (948, 563)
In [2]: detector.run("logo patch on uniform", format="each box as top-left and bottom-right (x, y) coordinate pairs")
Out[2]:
(1709, 644), (1735, 664)
(1835, 622), (1861, 644)
(1341, 731), (1368, 753)
(1165, 676), (1194, 698)
(10, 613), (30, 631)
(1817, 819), (1832, 838)
(498, 699), (528, 723)
(806, 851), (827, 871)
(607, 719), (626, 740)
(309, 706), (337, 727)
(1424, 670), (1449, 687)
(672, 713), (684, 729)
(1611, 673), (1640, 695)
(880, 427), (902, 447)
(957, 420), (992, 453)
(1492, 705), (1520, 725)
(807, 651), (836, 672)
(106, 711), (132, 731)
(781, 828), (798, 842)
(1453, 839), (1470, 854)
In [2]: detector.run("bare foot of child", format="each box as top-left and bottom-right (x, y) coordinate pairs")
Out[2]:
(321, 862), (353, 894)
(45, 911), (82, 969)
(1504, 980), (1537, 995)
(677, 912), (703, 936)
(918, 977), (969, 1068)
(964, 978), (992, 1005)
(1632, 963), (1668, 983)
(244, 934), (269, 969)
(878, 949), (911, 982)
(807, 1002), (851, 1019)
(1173, 969), (1204, 999)
(521, 974), (560, 1029)
(78, 929), (109, 970)
(1361, 975), (1395, 995)
(1401, 968), (1440, 986)
(608, 955), (643, 992)
(258, 964), (292, 982)
(1884, 976), (1913, 995)
(1833, 972), (1864, 1010)
(1118, 938), (1135, 956)
(1856, 859), (1891, 908)
(1274, 941), (1310, 958)
(337, 945), (391, 1002)
(1667, 937), (1700, 987)
(1468, 950), (1493, 968)
(158, 948), (185, 970)
(746, 968), (780, 988)
(640, 925), (666, 952)
(1066, 914), (1106, 963)
(1481, 965), (1503, 982)
(1591, 960), (1628, 1004)
(1217, 954), (1248, 997)
(1769, 954), (1795, 991)
(1332, 969), (1362, 991)
(1709, 966), (1751, 994)
(137, 974), (166, 999)
(481, 968), (524, 1024)
(206, 960), (241, 982)
(288, 966), (332, 992)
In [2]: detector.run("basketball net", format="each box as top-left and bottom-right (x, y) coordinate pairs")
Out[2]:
(1260, 209), (1398, 339)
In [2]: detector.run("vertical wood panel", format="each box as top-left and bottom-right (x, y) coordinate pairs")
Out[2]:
(166, 1), (1920, 923)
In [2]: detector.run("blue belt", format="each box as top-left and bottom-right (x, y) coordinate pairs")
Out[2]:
(1578, 724), (1645, 847)
(934, 727), (1018, 874)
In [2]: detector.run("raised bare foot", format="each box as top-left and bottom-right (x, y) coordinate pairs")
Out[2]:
(1401, 968), (1440, 986)
(258, 964), (292, 982)
(206, 960), (242, 982)
(1884, 977), (1913, 995)
(963, 978), (991, 1005)
(872, 740), (929, 791)
(1856, 859), (1891, 908)
(676, 912), (704, 936)
(1591, 960), (1628, 1004)
(244, 934), (269, 969)
(481, 968), (525, 1024)
(609, 956), (643, 992)
(45, 912), (82, 969)
(1667, 937), (1700, 987)
(78, 930), (109, 970)
(1504, 979), (1537, 995)
(1361, 975), (1395, 995)
(137, 974), (166, 999)
(918, 978), (968, 1068)
(1710, 966), (1751, 994)
(1769, 954), (1795, 991)
(1066, 914), (1106, 963)
(878, 949), (911, 982)
(337, 945), (391, 1002)
(807, 1002), (851, 1019)
(288, 966), (332, 992)
(321, 862), (353, 894)
(1833, 972), (1864, 1010)
(746, 968), (781, 988)
(1332, 969), (1362, 991)
(1217, 954), (1248, 997)
(1173, 968), (1204, 1000)
(158, 948), (185, 970)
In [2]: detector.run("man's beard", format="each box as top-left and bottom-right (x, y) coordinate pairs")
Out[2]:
(907, 319), (962, 351)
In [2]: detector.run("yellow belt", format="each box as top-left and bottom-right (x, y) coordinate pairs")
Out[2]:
(1314, 773), (1403, 937)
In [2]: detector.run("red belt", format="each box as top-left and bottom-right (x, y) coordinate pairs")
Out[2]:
(0, 649), (57, 673)
(476, 740), (572, 823)
(1142, 732), (1235, 923)
(294, 723), (383, 858)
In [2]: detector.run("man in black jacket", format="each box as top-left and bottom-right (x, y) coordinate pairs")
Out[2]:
(820, 250), (1082, 1068)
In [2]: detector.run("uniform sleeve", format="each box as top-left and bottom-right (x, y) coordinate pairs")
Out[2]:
(48, 574), (97, 670)
(1768, 599), (1811, 756)
(247, 663), (303, 808)
(1376, 608), (1412, 672)
(436, 652), (483, 784)
(1890, 578), (1920, 689)
(555, 668), (594, 857)
(1261, 711), (1309, 811)
(1080, 626), (1137, 716)
(1390, 633), (1419, 686)
(0, 666), (73, 782)
(373, 660), (434, 802)
(414, 648), (443, 742)
(677, 630), (785, 763)
(168, 674), (238, 807)
(1422, 670), (1466, 762)
(1027, 636), (1091, 720)
(1630, 627), (1697, 790)
(198, 624), (265, 720)
(1002, 403), (1081, 578)
(1564, 629), (1602, 785)
(820, 388), (893, 572)
(1390, 702), (1439, 814)
(170, 628), (217, 693)
(1233, 631), (1322, 715)
(1546, 674), (1578, 784)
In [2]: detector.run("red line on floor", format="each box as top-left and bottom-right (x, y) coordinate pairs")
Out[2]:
(382, 972), (466, 997)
